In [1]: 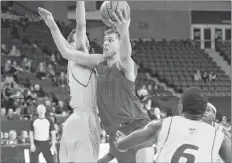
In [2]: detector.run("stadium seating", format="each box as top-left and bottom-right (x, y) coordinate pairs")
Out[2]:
(216, 41), (231, 65)
(133, 39), (231, 96)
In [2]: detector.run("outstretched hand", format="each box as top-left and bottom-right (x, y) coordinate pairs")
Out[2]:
(108, 9), (130, 36)
(38, 7), (57, 30)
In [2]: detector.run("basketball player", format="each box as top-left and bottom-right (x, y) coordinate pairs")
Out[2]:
(115, 87), (231, 163)
(38, 2), (100, 162)
(203, 102), (231, 163)
(203, 102), (231, 140)
(39, 7), (154, 162)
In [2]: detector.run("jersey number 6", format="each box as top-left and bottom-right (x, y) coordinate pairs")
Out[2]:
(171, 144), (199, 163)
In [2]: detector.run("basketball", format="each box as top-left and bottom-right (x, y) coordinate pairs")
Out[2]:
(100, 1), (130, 27)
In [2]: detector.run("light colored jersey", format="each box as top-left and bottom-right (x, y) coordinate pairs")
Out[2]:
(67, 60), (97, 112)
(212, 122), (225, 163)
(156, 116), (224, 163)
(213, 122), (224, 132)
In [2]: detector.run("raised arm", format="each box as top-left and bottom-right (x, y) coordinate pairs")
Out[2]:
(115, 120), (162, 152)
(75, 1), (86, 50)
(109, 10), (136, 81)
(38, 7), (103, 68)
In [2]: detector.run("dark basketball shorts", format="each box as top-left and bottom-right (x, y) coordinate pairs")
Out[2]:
(108, 118), (155, 163)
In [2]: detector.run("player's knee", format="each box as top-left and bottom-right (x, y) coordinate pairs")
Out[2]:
(136, 147), (154, 163)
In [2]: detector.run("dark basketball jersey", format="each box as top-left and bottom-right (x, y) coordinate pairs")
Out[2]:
(96, 61), (148, 134)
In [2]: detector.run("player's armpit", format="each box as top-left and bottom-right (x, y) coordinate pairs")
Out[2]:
(116, 120), (162, 152)
(219, 136), (231, 163)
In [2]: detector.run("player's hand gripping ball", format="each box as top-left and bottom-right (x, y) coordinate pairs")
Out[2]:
(100, 1), (130, 27)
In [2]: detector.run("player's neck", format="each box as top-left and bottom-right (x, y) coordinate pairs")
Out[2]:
(106, 55), (119, 67)
(181, 113), (202, 121)
(38, 115), (45, 119)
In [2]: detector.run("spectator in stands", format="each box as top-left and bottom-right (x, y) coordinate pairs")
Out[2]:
(1, 107), (7, 121)
(19, 130), (30, 144)
(209, 71), (217, 82)
(194, 70), (202, 81)
(202, 71), (208, 82)
(3, 60), (12, 74)
(3, 132), (9, 140)
(2, 132), (9, 145)
(32, 43), (42, 55)
(153, 107), (161, 120)
(153, 84), (158, 91)
(47, 64), (56, 80)
(45, 99), (55, 114)
(144, 98), (152, 111)
(49, 112), (56, 123)
(34, 84), (45, 98)
(13, 107), (23, 120)
(56, 72), (67, 88)
(220, 116), (229, 129)
(147, 84), (153, 95)
(36, 62), (47, 80)
(55, 100), (66, 114)
(8, 130), (18, 145)
(24, 97), (36, 119)
(7, 108), (14, 120)
(1, 44), (9, 55)
(21, 56), (32, 72)
(12, 60), (23, 72)
(50, 53), (58, 65)
(8, 45), (20, 56)
(26, 85), (37, 99)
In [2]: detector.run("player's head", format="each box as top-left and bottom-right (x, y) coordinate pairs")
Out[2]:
(67, 29), (90, 52)
(178, 87), (208, 118)
(37, 104), (46, 117)
(203, 103), (217, 123)
(103, 28), (120, 59)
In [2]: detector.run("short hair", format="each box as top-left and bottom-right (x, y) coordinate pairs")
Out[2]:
(181, 87), (208, 115)
(67, 29), (90, 51)
(104, 28), (120, 40)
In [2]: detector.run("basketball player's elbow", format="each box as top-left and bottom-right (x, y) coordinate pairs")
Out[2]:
(116, 142), (129, 152)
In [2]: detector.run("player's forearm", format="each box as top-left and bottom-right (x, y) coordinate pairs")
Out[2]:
(119, 29), (132, 62)
(51, 131), (56, 146)
(76, 1), (86, 27)
(116, 128), (152, 151)
(50, 26), (78, 60)
(75, 1), (86, 49)
(29, 131), (34, 145)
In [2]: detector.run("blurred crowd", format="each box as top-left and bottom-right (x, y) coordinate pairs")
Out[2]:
(1, 1), (231, 146)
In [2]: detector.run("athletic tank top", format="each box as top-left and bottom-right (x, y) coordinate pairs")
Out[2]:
(213, 122), (224, 132)
(155, 116), (224, 163)
(67, 60), (97, 112)
(95, 61), (148, 134)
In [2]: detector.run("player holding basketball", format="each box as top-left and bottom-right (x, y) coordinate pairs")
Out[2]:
(38, 2), (100, 162)
(39, 5), (154, 163)
(115, 87), (231, 163)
